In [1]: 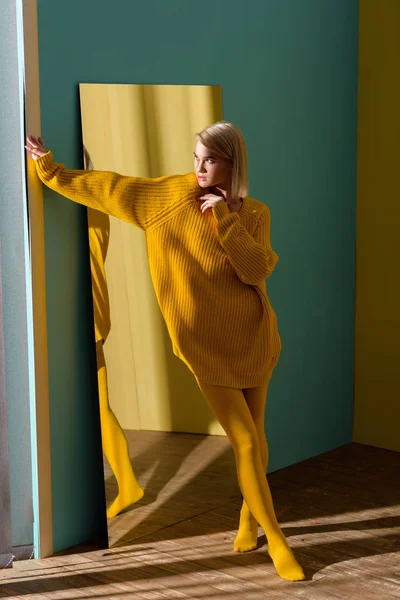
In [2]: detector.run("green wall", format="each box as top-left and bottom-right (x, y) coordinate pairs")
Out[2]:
(37, 0), (358, 550)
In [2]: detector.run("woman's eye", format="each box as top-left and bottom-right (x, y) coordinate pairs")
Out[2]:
(207, 159), (215, 164)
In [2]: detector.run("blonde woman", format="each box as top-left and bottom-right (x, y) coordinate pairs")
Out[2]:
(26, 122), (305, 581)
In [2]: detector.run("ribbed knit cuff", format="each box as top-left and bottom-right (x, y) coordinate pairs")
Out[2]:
(35, 151), (54, 178)
(212, 201), (240, 244)
(212, 200), (232, 221)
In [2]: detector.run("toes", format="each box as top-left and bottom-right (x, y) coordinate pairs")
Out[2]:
(233, 540), (257, 553)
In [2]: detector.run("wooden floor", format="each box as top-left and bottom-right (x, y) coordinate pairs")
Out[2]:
(1, 431), (400, 599)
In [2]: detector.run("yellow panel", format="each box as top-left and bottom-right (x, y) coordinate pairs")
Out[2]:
(80, 84), (225, 435)
(354, 0), (400, 451)
(23, 0), (53, 557)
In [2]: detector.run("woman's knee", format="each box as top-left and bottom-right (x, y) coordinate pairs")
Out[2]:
(232, 431), (260, 459)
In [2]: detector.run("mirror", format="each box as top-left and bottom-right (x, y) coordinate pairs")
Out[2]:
(79, 84), (226, 525)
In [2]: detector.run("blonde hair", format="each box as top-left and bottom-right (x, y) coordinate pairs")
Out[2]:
(195, 121), (248, 199)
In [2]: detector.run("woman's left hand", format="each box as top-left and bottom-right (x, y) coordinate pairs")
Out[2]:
(196, 193), (226, 213)
(25, 136), (49, 160)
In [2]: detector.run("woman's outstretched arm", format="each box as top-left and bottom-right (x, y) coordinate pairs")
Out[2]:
(26, 136), (195, 231)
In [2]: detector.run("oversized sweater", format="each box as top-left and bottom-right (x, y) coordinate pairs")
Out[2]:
(35, 152), (281, 387)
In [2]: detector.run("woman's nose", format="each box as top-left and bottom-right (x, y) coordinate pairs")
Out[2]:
(199, 162), (207, 173)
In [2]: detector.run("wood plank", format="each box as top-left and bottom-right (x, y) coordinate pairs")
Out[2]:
(0, 436), (399, 599)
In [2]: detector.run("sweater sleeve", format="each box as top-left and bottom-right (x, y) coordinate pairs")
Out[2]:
(35, 152), (195, 231)
(212, 201), (279, 286)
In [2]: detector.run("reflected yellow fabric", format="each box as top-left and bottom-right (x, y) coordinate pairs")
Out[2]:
(84, 148), (143, 517)
(88, 208), (110, 343)
(79, 84), (225, 434)
(96, 340), (143, 518)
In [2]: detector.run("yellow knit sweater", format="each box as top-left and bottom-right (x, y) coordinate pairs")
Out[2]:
(36, 152), (281, 387)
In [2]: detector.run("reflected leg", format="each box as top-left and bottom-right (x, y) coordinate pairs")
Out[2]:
(96, 341), (144, 518)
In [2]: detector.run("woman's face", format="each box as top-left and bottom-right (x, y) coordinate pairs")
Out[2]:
(194, 141), (232, 190)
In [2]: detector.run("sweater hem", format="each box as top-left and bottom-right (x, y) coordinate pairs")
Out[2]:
(192, 372), (274, 389)
(172, 347), (274, 389)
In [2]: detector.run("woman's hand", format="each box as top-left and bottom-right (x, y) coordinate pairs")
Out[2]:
(196, 192), (226, 213)
(25, 136), (49, 160)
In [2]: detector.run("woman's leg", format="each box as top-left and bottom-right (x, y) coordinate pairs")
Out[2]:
(96, 341), (144, 518)
(196, 378), (304, 581)
(234, 379), (270, 552)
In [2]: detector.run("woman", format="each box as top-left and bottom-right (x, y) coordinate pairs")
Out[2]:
(26, 122), (305, 582)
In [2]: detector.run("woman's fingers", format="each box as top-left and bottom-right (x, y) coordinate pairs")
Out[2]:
(25, 140), (42, 160)
(200, 201), (212, 213)
(25, 141), (35, 153)
(26, 136), (38, 150)
(198, 197), (225, 212)
(26, 135), (45, 149)
(25, 135), (48, 160)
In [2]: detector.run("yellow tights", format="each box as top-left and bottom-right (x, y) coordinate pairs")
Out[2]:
(96, 341), (144, 518)
(196, 377), (305, 582)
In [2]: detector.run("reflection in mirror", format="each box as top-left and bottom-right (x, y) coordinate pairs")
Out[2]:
(83, 146), (144, 519)
(80, 84), (225, 520)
